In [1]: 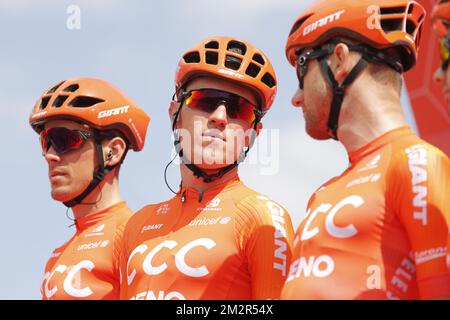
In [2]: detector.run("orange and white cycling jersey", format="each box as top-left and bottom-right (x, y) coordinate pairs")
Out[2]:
(120, 177), (295, 300)
(41, 201), (132, 300)
(281, 127), (450, 300)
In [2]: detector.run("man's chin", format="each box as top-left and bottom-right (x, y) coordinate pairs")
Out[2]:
(196, 160), (236, 171)
(306, 124), (330, 140)
(51, 188), (76, 203)
(193, 155), (240, 172)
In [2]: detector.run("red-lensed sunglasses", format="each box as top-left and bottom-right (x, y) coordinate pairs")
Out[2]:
(40, 127), (94, 155)
(179, 88), (261, 123)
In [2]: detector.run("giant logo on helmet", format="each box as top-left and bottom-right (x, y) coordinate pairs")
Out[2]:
(303, 10), (345, 36)
(98, 105), (130, 119)
(218, 69), (244, 79)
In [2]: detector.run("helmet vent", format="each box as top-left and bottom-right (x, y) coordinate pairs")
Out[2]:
(380, 18), (404, 34)
(380, 4), (421, 38)
(405, 19), (416, 36)
(224, 55), (242, 70)
(205, 51), (219, 65)
(245, 62), (261, 78)
(380, 6), (408, 15)
(183, 51), (201, 63)
(39, 96), (51, 109)
(47, 81), (65, 94)
(261, 72), (276, 88)
(252, 53), (265, 65)
(289, 15), (312, 36)
(52, 95), (69, 108)
(62, 84), (79, 92)
(69, 96), (105, 108)
(205, 41), (219, 49)
(227, 40), (246, 55)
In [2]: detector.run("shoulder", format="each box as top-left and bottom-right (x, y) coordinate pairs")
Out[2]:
(110, 204), (134, 230)
(386, 135), (449, 178)
(232, 185), (290, 227)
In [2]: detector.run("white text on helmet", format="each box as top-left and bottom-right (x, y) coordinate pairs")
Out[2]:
(98, 105), (130, 119)
(31, 110), (48, 119)
(218, 69), (245, 79)
(303, 10), (345, 37)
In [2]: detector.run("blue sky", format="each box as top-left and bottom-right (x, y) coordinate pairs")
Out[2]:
(0, 0), (418, 299)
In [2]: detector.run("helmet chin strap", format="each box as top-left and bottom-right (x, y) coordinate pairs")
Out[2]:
(171, 101), (259, 183)
(63, 130), (119, 208)
(318, 57), (368, 140)
(316, 43), (404, 140)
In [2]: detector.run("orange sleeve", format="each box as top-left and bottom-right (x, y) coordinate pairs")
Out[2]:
(237, 195), (295, 299)
(41, 256), (54, 300)
(118, 207), (150, 300)
(113, 219), (129, 288)
(118, 215), (134, 300)
(387, 143), (450, 299)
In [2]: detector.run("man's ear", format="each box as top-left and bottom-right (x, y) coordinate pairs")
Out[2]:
(245, 121), (263, 147)
(331, 43), (353, 84)
(169, 100), (181, 125)
(255, 121), (263, 137)
(103, 137), (127, 167)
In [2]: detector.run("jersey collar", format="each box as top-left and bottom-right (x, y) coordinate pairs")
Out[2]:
(75, 201), (127, 232)
(348, 126), (413, 165)
(177, 176), (242, 203)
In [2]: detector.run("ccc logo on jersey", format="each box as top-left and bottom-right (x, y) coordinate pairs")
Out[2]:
(126, 238), (216, 285)
(43, 260), (95, 299)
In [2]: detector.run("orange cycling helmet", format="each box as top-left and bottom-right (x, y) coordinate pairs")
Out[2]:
(286, 0), (425, 72)
(432, 0), (450, 37)
(285, 0), (425, 140)
(30, 77), (151, 207)
(170, 37), (276, 184)
(29, 77), (150, 151)
(174, 36), (277, 112)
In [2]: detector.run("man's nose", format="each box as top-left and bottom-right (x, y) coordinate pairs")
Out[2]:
(291, 87), (304, 108)
(44, 145), (61, 164)
(208, 103), (228, 127)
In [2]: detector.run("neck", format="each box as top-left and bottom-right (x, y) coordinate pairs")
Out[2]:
(336, 76), (407, 154)
(71, 171), (123, 220)
(179, 163), (239, 193)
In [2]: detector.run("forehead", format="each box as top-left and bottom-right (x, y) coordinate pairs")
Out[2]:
(44, 119), (90, 131)
(185, 76), (259, 106)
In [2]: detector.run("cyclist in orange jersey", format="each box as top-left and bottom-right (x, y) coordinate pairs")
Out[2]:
(119, 37), (294, 300)
(281, 0), (450, 299)
(29, 78), (150, 299)
(432, 0), (450, 115)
